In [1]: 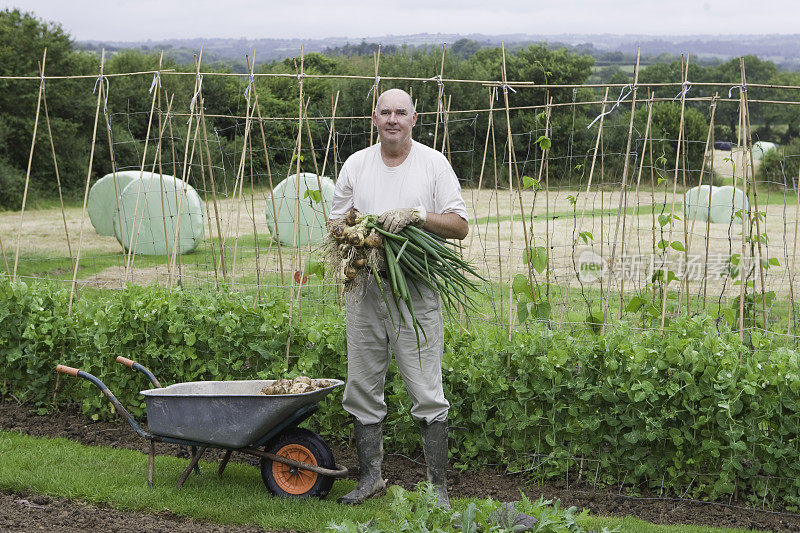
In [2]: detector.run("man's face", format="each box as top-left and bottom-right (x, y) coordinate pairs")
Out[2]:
(372, 91), (417, 146)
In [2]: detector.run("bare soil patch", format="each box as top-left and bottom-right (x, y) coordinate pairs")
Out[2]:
(0, 490), (275, 533)
(2, 400), (799, 532)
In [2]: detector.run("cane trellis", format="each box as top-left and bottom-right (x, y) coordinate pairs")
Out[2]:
(3, 48), (800, 350)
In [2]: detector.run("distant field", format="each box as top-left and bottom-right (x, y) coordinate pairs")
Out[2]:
(2, 163), (797, 312)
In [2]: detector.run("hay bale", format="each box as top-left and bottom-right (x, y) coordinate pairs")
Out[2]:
(684, 185), (749, 225)
(88, 171), (142, 236)
(265, 172), (334, 247)
(752, 141), (778, 160)
(113, 174), (204, 255)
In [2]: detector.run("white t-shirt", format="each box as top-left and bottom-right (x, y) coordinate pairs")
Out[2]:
(329, 140), (469, 222)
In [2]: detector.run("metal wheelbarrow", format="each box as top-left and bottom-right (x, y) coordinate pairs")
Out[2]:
(56, 356), (348, 499)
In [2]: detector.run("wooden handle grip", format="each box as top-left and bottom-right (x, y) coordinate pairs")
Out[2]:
(116, 356), (135, 368)
(56, 364), (80, 376)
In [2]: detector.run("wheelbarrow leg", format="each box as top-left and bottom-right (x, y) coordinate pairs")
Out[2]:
(218, 450), (233, 477)
(177, 446), (207, 488)
(148, 439), (155, 489)
(191, 446), (202, 475)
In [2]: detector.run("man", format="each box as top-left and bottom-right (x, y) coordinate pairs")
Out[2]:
(328, 88), (468, 509)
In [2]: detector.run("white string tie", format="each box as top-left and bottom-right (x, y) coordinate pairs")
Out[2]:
(495, 82), (517, 99)
(188, 74), (203, 124)
(244, 72), (255, 105)
(728, 83), (747, 99)
(93, 74), (110, 114)
(149, 70), (161, 94)
(672, 82), (692, 102)
(296, 73), (305, 86)
(366, 75), (381, 98)
(587, 84), (633, 129)
(425, 75), (445, 120)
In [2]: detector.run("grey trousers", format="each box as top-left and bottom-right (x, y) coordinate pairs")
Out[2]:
(342, 275), (449, 425)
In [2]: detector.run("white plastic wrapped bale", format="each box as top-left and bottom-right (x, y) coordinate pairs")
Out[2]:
(684, 185), (749, 225)
(684, 185), (713, 223)
(88, 171), (143, 236)
(265, 172), (334, 247)
(709, 186), (749, 224)
(113, 174), (205, 255)
(752, 141), (778, 160)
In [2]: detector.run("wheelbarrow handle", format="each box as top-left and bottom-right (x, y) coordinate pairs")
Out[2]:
(55, 364), (151, 440)
(115, 356), (162, 389)
(56, 364), (80, 377)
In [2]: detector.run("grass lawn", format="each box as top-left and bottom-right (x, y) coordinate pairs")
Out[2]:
(0, 430), (771, 533)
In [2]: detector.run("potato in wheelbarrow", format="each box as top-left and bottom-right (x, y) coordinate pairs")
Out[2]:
(260, 376), (336, 395)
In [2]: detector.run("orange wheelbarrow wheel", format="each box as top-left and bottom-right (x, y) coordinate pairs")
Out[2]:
(261, 428), (335, 498)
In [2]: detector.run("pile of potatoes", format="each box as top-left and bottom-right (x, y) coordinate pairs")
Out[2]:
(259, 376), (336, 395)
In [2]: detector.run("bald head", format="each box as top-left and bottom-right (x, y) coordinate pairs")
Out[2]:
(375, 88), (415, 114)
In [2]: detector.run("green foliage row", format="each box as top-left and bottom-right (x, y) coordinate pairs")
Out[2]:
(2, 277), (800, 509)
(328, 483), (598, 533)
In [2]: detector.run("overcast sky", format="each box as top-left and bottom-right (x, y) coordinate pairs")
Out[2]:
(9, 0), (799, 41)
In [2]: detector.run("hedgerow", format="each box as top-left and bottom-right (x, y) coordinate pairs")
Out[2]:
(2, 277), (800, 508)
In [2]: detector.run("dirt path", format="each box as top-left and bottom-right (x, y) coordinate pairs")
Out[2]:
(2, 401), (799, 532)
(0, 490), (275, 533)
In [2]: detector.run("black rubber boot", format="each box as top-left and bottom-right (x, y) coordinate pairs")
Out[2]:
(420, 419), (450, 509)
(338, 420), (386, 504)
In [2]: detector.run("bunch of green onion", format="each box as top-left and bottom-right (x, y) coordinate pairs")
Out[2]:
(361, 215), (485, 340)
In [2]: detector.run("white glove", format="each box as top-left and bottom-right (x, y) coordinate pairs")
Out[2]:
(377, 205), (427, 234)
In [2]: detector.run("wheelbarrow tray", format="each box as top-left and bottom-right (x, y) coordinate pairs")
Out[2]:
(140, 379), (344, 448)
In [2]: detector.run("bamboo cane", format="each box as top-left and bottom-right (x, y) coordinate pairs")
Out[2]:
(369, 46), (381, 146)
(660, 56), (690, 332)
(441, 94), (453, 157)
(68, 50), (106, 314)
(736, 77), (747, 343)
(740, 59), (769, 332)
(199, 96), (228, 284)
(431, 44), (446, 150)
(168, 100), (203, 289)
(500, 44), (536, 337)
(241, 54), (263, 301)
(167, 51), (205, 289)
(604, 49), (640, 326)
(180, 94), (727, 122)
(126, 91), (175, 277)
(195, 118), (219, 289)
(99, 70), (125, 272)
(248, 128), (261, 300)
(632, 91), (654, 301)
(681, 94), (718, 316)
(13, 48), (46, 282)
(572, 87), (610, 318)
(541, 98), (552, 301)
(125, 53), (175, 277)
(599, 119), (605, 322)
(649, 93), (659, 303)
(0, 232), (8, 275)
(151, 55), (171, 266)
(489, 99), (503, 327)
(466, 89), (496, 261)
(251, 86), (285, 285)
(286, 48), (306, 365)
(702, 97), (717, 311)
(40, 66), (74, 275)
(229, 60), (258, 290)
(789, 164), (800, 343)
